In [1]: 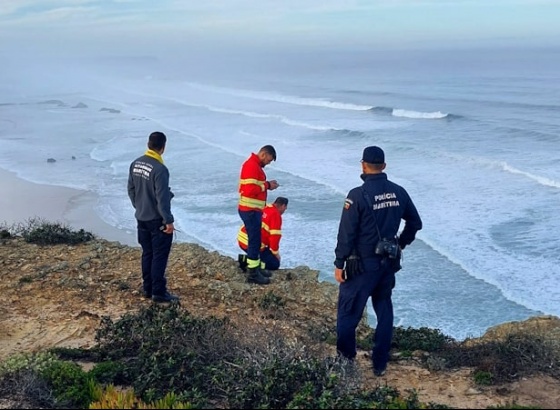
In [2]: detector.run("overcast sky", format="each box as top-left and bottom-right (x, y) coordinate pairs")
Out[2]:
(1, 0), (559, 57)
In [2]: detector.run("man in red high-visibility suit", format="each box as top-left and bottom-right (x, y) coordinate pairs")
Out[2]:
(238, 197), (288, 276)
(237, 145), (279, 285)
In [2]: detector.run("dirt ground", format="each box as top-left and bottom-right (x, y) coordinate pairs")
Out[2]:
(1, 237), (559, 409)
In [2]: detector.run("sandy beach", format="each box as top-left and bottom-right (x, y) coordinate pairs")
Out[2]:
(0, 167), (137, 246)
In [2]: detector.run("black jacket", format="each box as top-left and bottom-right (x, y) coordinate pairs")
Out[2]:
(334, 173), (422, 269)
(127, 154), (174, 224)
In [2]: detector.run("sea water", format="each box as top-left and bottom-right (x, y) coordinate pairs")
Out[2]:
(1, 47), (559, 340)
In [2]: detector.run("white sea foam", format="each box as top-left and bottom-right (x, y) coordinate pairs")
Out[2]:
(392, 109), (448, 119)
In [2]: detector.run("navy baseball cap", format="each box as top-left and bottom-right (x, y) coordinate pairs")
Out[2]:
(361, 146), (385, 164)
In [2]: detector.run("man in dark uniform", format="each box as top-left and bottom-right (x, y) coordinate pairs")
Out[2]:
(333, 146), (422, 376)
(128, 131), (179, 303)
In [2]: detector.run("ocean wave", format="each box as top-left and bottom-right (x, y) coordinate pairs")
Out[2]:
(499, 161), (560, 188)
(392, 109), (449, 119)
(369, 106), (458, 120)
(184, 82), (374, 111)
(201, 104), (339, 131)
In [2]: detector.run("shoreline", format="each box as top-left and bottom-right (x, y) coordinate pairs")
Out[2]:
(0, 167), (137, 247)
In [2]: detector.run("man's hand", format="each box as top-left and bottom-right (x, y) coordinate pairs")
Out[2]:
(163, 223), (175, 234)
(334, 267), (345, 283)
(268, 180), (279, 190)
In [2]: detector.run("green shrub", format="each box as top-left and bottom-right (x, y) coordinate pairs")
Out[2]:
(392, 326), (455, 352)
(26, 304), (450, 409)
(88, 361), (128, 385)
(0, 352), (96, 408)
(0, 352), (58, 376)
(39, 359), (94, 408)
(15, 217), (95, 245)
(287, 385), (452, 409)
(438, 331), (560, 384)
(88, 304), (370, 408)
(473, 370), (493, 385)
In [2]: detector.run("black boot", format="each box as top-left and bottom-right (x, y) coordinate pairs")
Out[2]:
(238, 254), (248, 272)
(247, 267), (270, 285)
(259, 262), (272, 277)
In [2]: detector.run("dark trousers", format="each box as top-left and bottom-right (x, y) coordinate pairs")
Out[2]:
(137, 219), (173, 296)
(336, 257), (395, 371)
(238, 210), (262, 262)
(260, 247), (280, 270)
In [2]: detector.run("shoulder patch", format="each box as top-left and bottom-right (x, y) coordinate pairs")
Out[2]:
(344, 198), (353, 210)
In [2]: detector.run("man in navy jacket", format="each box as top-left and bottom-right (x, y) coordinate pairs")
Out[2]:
(334, 146), (422, 376)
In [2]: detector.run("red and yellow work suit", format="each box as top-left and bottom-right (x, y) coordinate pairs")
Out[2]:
(238, 203), (283, 270)
(238, 204), (282, 254)
(238, 153), (269, 212)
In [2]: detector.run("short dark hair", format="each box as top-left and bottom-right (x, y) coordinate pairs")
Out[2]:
(274, 197), (288, 206)
(148, 131), (167, 150)
(259, 145), (276, 161)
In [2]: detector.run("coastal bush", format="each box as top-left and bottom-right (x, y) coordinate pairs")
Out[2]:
(356, 326), (455, 353)
(87, 361), (128, 385)
(473, 370), (493, 385)
(13, 217), (95, 245)
(0, 351), (58, 376)
(95, 304), (340, 407)
(438, 331), (560, 384)
(0, 228), (10, 239)
(285, 383), (451, 409)
(0, 369), (56, 409)
(0, 352), (96, 408)
(39, 359), (94, 408)
(393, 326), (455, 352)
(79, 303), (443, 409)
(1, 306), (450, 409)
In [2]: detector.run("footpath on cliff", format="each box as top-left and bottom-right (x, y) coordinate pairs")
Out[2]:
(1, 236), (560, 409)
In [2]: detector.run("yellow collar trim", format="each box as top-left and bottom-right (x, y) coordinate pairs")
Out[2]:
(145, 149), (164, 164)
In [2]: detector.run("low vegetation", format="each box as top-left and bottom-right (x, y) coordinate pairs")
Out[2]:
(1, 222), (558, 408)
(2, 300), (558, 408)
(358, 324), (560, 385)
(2, 304), (451, 409)
(0, 218), (95, 245)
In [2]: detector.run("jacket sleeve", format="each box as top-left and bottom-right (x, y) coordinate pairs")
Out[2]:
(267, 211), (282, 254)
(398, 189), (422, 249)
(153, 166), (174, 224)
(127, 163), (136, 208)
(334, 188), (361, 269)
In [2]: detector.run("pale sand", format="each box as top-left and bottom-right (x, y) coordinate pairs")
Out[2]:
(0, 168), (137, 246)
